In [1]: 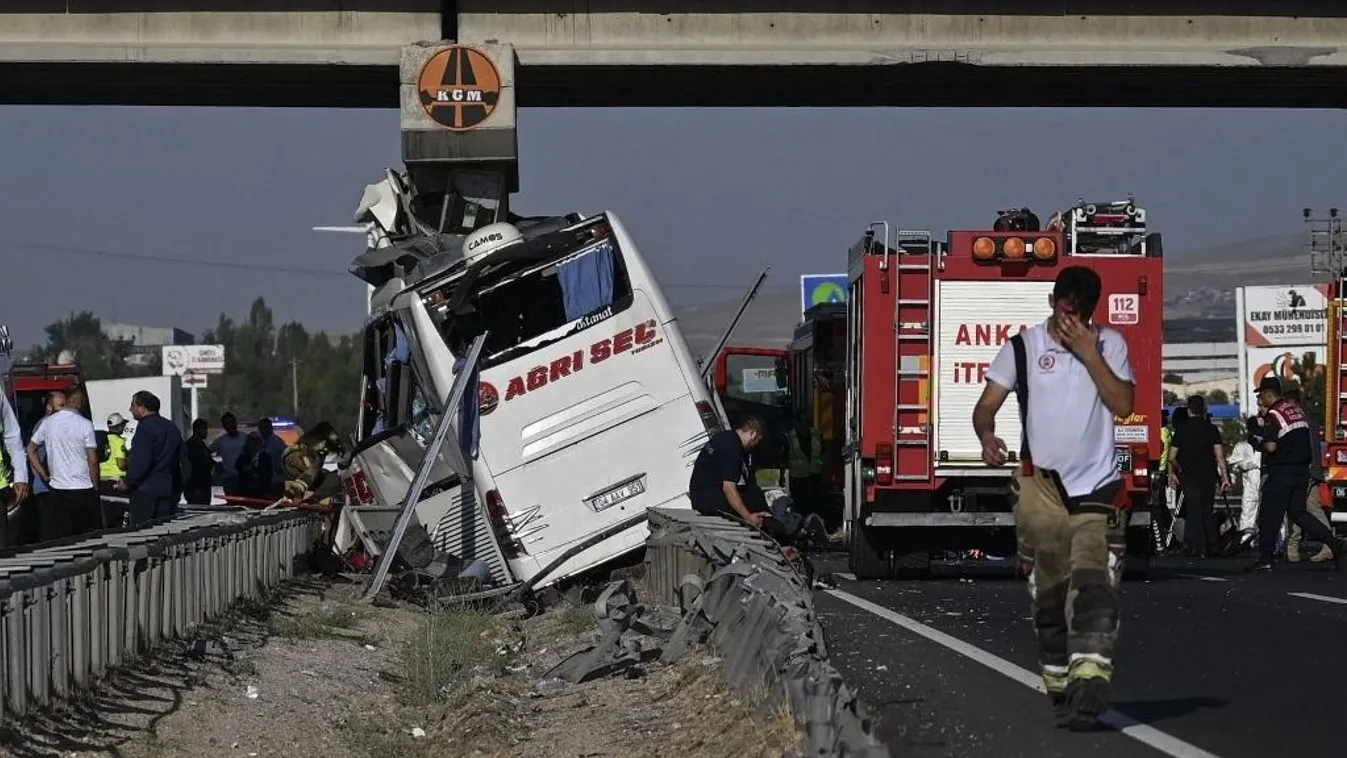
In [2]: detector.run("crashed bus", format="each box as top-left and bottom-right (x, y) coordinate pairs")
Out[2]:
(341, 200), (721, 592)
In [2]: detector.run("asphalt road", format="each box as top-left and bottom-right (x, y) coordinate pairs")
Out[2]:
(812, 554), (1347, 758)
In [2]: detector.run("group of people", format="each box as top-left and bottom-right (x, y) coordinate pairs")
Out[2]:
(1160, 380), (1343, 571)
(0, 386), (184, 545)
(201, 412), (289, 501)
(0, 387), (347, 548)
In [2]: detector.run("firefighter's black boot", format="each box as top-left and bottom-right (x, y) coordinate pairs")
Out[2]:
(1063, 677), (1111, 732)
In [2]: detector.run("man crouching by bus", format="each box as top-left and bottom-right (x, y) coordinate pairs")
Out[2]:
(689, 416), (767, 528)
(972, 266), (1134, 732)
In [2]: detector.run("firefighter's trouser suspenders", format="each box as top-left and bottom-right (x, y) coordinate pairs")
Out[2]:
(1011, 334), (1111, 516)
(1011, 334), (1031, 465)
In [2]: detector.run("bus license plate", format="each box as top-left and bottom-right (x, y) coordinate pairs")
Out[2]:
(588, 477), (647, 512)
(1334, 486), (1347, 500)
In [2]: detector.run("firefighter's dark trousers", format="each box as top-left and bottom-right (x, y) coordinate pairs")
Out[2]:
(1258, 470), (1338, 562)
(1013, 468), (1126, 698)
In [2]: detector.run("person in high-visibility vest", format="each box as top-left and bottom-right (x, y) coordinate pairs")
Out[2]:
(100, 413), (129, 487)
(99, 412), (131, 528)
(787, 416), (824, 517)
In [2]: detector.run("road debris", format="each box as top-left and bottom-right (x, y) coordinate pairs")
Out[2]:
(0, 576), (802, 758)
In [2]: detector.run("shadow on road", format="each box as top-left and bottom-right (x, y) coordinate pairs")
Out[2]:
(1114, 696), (1228, 726)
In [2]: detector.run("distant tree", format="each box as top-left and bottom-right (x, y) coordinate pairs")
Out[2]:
(1206, 389), (1230, 406)
(33, 312), (152, 380)
(1293, 351), (1327, 430)
(1218, 419), (1246, 451)
(1162, 390), (1180, 407)
(199, 297), (360, 436)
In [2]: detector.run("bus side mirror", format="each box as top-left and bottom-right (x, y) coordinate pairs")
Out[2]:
(775, 358), (788, 389)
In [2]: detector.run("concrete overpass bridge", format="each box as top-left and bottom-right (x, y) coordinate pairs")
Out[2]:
(5, 3), (1347, 108)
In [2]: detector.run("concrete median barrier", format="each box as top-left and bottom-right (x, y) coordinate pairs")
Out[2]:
(0, 507), (319, 720)
(644, 508), (889, 758)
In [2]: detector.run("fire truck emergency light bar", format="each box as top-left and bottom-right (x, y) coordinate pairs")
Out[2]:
(970, 235), (1057, 264)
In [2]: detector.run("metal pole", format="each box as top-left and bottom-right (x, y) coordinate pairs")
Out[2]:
(699, 267), (770, 384)
(361, 333), (486, 600)
(189, 385), (199, 425)
(291, 358), (300, 418)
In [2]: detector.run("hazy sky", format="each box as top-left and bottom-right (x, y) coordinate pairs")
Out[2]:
(2, 106), (1345, 347)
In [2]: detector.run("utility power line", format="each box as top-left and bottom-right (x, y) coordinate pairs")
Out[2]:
(0, 237), (757, 291)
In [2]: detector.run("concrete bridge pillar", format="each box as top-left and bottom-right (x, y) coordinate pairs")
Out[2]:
(399, 41), (519, 228)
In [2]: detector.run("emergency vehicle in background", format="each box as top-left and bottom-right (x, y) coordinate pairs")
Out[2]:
(7, 358), (88, 439)
(786, 304), (848, 522)
(1321, 280), (1347, 529)
(829, 199), (1164, 579)
(710, 346), (792, 486)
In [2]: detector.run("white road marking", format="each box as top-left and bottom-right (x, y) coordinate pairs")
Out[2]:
(835, 572), (857, 582)
(826, 589), (1225, 758)
(1288, 591), (1347, 606)
(1175, 573), (1229, 583)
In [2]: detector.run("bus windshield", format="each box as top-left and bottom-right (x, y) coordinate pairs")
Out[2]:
(423, 224), (634, 369)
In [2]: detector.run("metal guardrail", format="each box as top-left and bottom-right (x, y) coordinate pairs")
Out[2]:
(0, 507), (318, 720)
(645, 508), (889, 758)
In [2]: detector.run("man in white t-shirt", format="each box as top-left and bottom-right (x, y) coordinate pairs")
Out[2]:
(972, 265), (1136, 733)
(26, 388), (100, 541)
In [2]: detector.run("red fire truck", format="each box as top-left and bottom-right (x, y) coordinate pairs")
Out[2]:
(1322, 285), (1347, 529)
(710, 346), (793, 484)
(838, 202), (1164, 579)
(6, 362), (87, 440)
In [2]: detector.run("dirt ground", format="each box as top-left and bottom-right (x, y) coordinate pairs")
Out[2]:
(0, 577), (802, 758)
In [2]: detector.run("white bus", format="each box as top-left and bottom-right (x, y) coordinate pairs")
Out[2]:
(343, 212), (721, 590)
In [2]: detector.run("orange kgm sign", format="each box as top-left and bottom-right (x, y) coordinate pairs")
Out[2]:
(416, 45), (502, 131)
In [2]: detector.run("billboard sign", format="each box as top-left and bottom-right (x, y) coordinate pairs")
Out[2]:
(1238, 284), (1329, 347)
(1236, 284), (1331, 415)
(800, 274), (848, 315)
(1247, 346), (1324, 390)
(162, 345), (226, 377)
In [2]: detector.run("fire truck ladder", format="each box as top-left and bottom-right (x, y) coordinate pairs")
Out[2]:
(892, 230), (936, 481)
(1306, 208), (1347, 440)
(1336, 281), (1347, 441)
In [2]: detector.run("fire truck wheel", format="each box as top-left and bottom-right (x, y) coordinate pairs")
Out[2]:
(1123, 553), (1151, 581)
(893, 549), (933, 580)
(849, 521), (890, 580)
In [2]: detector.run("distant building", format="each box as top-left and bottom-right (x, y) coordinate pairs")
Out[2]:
(1162, 341), (1239, 385)
(103, 323), (195, 368)
(1163, 317), (1235, 344)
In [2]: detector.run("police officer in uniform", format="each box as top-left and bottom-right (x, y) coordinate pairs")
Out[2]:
(1282, 386), (1333, 562)
(1247, 376), (1345, 572)
(974, 266), (1135, 731)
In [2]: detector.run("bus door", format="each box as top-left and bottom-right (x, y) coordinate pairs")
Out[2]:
(344, 312), (512, 584)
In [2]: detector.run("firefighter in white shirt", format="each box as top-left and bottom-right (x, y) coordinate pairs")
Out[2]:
(974, 265), (1135, 732)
